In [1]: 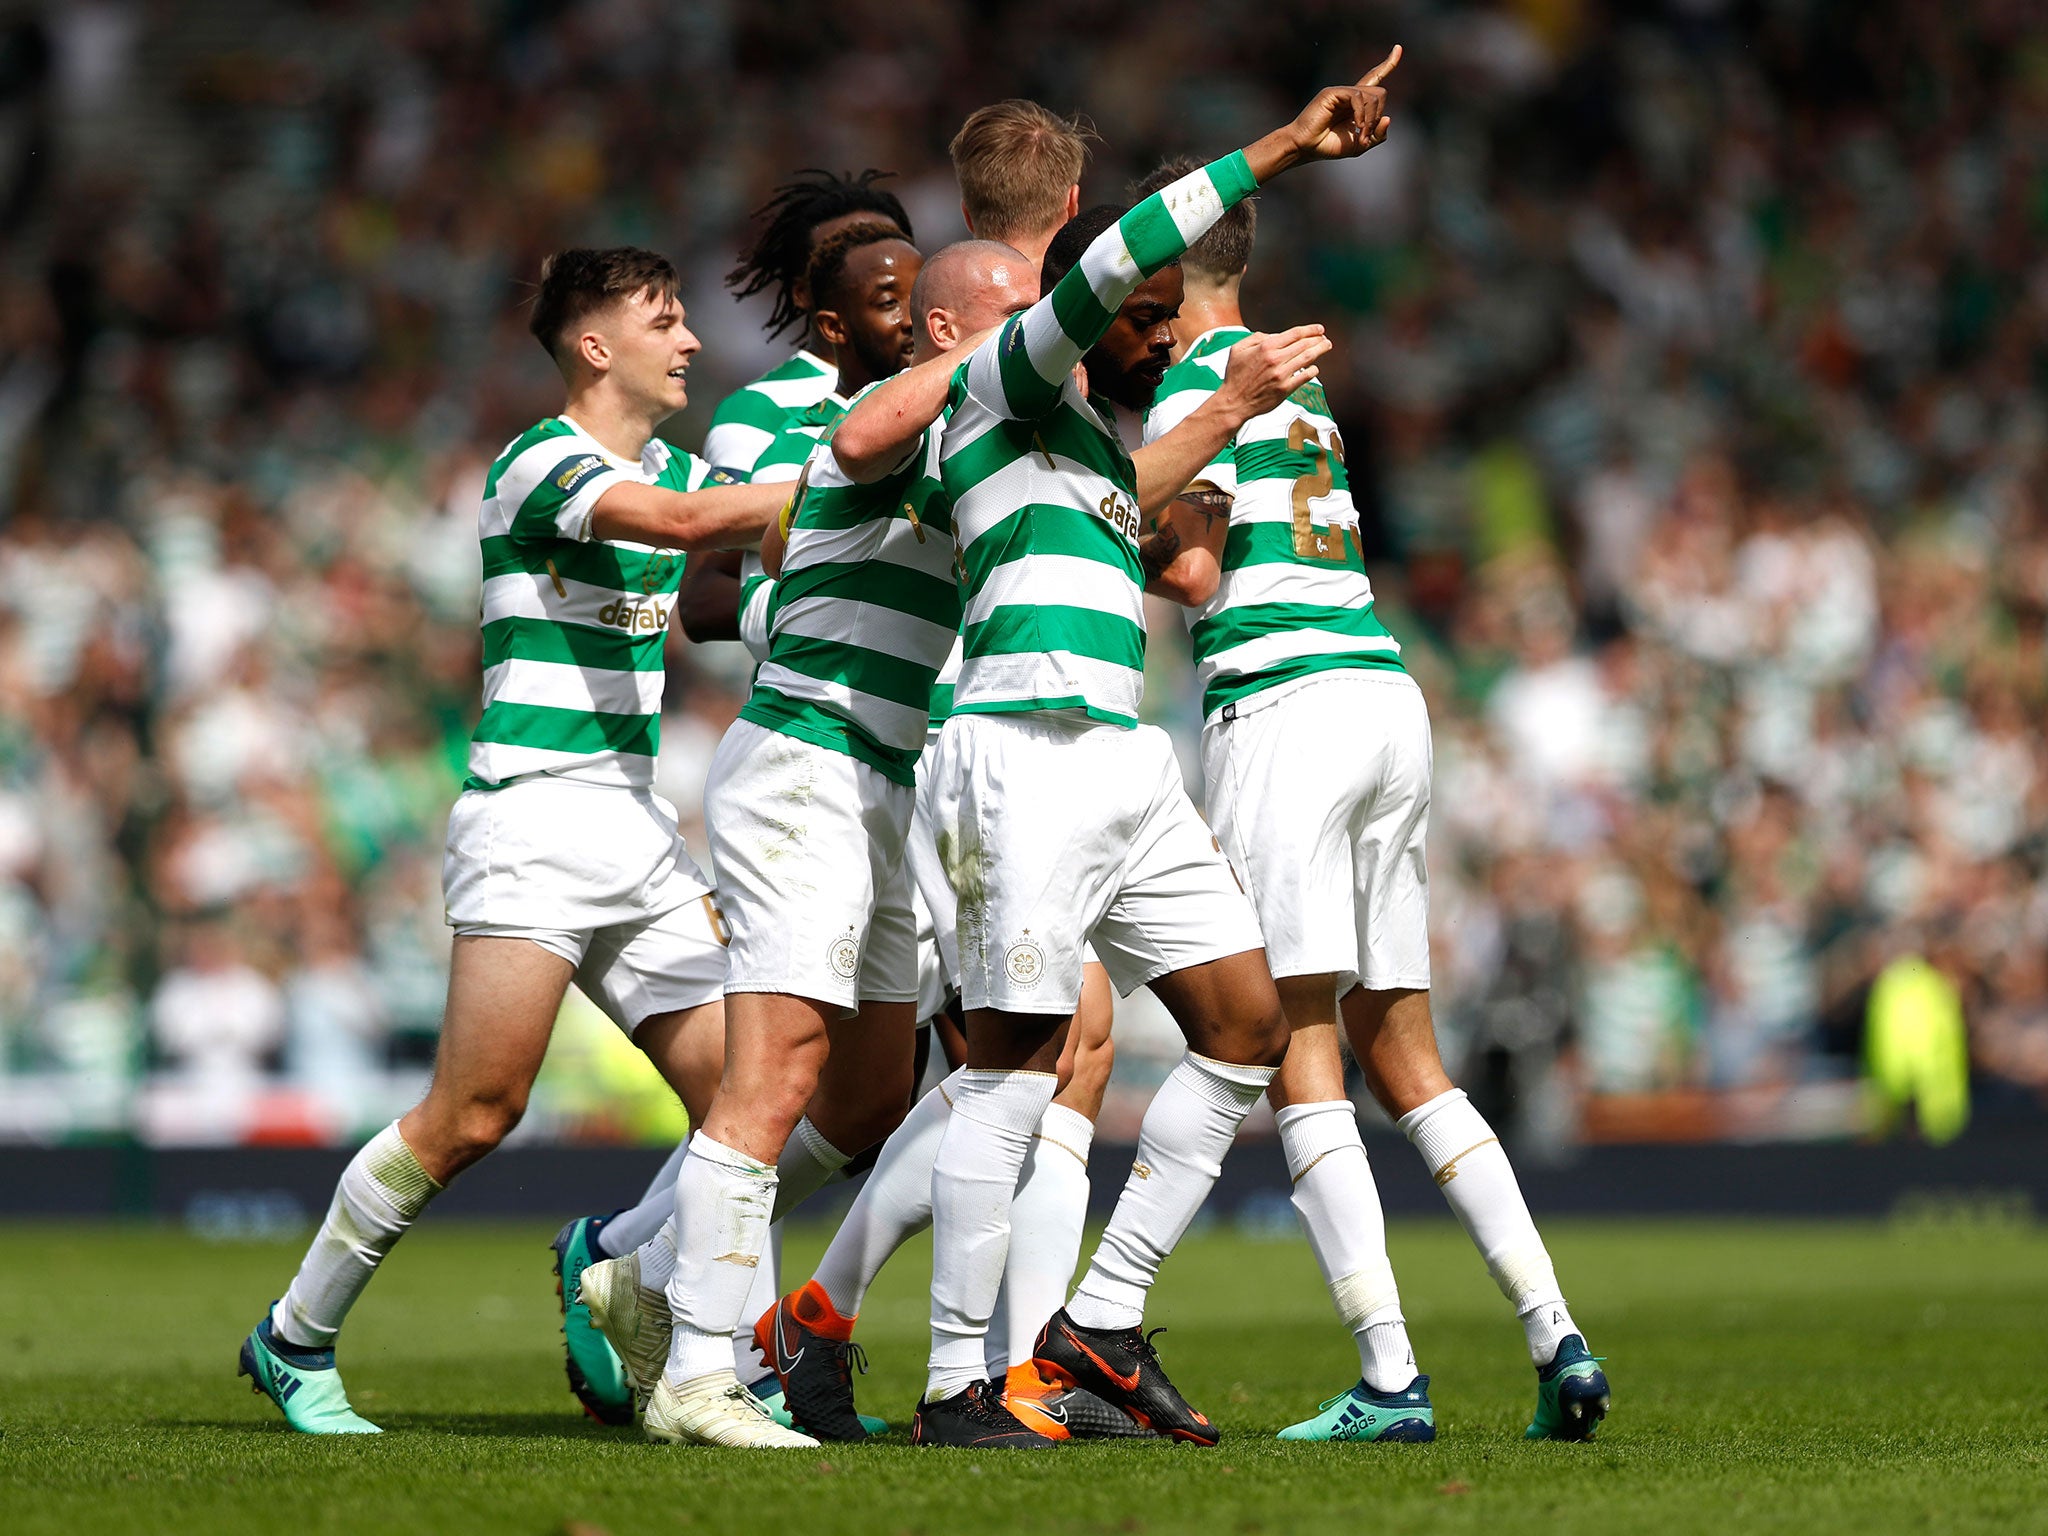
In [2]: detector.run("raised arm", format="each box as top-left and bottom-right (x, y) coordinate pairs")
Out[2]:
(963, 153), (1258, 422)
(962, 46), (1400, 424)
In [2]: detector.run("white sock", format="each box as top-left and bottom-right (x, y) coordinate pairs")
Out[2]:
(1068, 1053), (1275, 1332)
(811, 1071), (959, 1316)
(272, 1122), (441, 1349)
(988, 1102), (1094, 1374)
(634, 1215), (678, 1294)
(1400, 1088), (1581, 1365)
(734, 1225), (781, 1384)
(730, 1117), (851, 1380)
(1276, 1100), (1416, 1392)
(597, 1138), (688, 1258)
(662, 1131), (777, 1386)
(926, 1069), (1059, 1401)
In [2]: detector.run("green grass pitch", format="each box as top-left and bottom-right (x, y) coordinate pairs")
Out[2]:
(2, 1216), (2044, 1534)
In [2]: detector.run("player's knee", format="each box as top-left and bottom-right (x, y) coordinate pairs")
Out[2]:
(451, 1093), (525, 1163)
(1214, 997), (1289, 1070)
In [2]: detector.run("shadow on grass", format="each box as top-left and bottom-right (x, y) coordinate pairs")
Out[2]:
(142, 1413), (624, 1442)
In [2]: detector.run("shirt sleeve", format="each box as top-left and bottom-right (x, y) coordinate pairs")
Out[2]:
(962, 151), (1259, 423)
(495, 437), (633, 543)
(738, 557), (775, 663)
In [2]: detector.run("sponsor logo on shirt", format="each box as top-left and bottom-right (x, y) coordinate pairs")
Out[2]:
(595, 598), (672, 633)
(552, 454), (609, 495)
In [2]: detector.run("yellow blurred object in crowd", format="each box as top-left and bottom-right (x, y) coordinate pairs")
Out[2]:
(530, 988), (690, 1145)
(1865, 956), (1970, 1146)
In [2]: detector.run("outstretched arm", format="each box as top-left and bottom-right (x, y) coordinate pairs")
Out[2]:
(962, 46), (1401, 425)
(587, 479), (783, 550)
(1132, 326), (1330, 515)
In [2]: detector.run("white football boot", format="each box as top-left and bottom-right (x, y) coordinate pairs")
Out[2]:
(578, 1252), (672, 1411)
(644, 1369), (821, 1448)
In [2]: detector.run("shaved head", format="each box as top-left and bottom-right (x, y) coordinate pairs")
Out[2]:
(911, 239), (1038, 359)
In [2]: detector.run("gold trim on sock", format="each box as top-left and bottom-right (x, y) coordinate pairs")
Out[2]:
(1431, 1137), (1498, 1187)
(1033, 1132), (1090, 1168)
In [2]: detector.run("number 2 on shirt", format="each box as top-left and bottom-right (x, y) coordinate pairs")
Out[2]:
(1287, 418), (1351, 563)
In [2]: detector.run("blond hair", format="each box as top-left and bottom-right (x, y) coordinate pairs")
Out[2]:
(949, 100), (1095, 243)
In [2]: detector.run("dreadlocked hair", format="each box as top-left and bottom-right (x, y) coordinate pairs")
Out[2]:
(805, 222), (911, 315)
(727, 169), (913, 339)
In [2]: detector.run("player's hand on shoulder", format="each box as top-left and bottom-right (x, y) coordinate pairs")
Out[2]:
(1218, 325), (1332, 421)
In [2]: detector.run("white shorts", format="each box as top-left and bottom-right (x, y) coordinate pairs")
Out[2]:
(1203, 670), (1433, 993)
(923, 712), (1264, 1014)
(909, 747), (960, 1022)
(705, 719), (918, 1014)
(443, 777), (728, 1030)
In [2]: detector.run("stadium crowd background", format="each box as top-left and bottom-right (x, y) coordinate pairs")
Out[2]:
(0, 0), (2041, 1150)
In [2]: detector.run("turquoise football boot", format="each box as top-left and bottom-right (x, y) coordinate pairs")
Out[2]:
(238, 1311), (381, 1434)
(749, 1377), (890, 1437)
(552, 1215), (635, 1425)
(1526, 1335), (1610, 1441)
(1277, 1374), (1436, 1442)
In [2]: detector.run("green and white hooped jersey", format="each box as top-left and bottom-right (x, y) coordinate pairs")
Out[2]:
(927, 634), (962, 740)
(942, 152), (1260, 728)
(702, 349), (838, 479)
(732, 390), (849, 663)
(740, 396), (960, 786)
(469, 417), (709, 791)
(1143, 326), (1405, 720)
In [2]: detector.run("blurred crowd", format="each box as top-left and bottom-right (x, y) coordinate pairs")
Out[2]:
(0, 0), (2041, 1146)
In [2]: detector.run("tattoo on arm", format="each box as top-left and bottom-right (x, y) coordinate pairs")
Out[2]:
(1139, 522), (1184, 581)
(1176, 486), (1233, 529)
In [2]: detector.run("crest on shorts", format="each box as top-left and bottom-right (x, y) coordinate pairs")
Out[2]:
(828, 930), (860, 980)
(1003, 934), (1046, 988)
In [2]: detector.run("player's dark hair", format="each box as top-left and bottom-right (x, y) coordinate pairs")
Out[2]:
(528, 246), (680, 361)
(804, 222), (912, 314)
(727, 169), (913, 339)
(1131, 157), (1256, 282)
(1039, 203), (1128, 292)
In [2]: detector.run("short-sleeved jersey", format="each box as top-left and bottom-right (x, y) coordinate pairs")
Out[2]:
(701, 349), (838, 479)
(941, 152), (1260, 728)
(469, 417), (709, 790)
(1144, 326), (1404, 719)
(747, 392), (849, 486)
(740, 395), (959, 786)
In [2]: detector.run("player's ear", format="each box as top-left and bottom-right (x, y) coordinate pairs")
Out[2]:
(814, 306), (850, 349)
(927, 308), (955, 349)
(575, 327), (611, 375)
(1063, 184), (1080, 222)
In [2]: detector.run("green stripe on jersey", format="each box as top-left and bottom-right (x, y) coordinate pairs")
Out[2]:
(467, 417), (706, 790)
(703, 351), (838, 479)
(738, 687), (922, 787)
(470, 700), (660, 758)
(942, 154), (1258, 725)
(1143, 326), (1405, 719)
(746, 391), (962, 764)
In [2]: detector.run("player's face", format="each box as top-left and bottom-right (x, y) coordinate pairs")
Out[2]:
(824, 240), (923, 381)
(1085, 266), (1184, 410)
(607, 287), (700, 415)
(796, 212), (905, 313)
